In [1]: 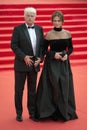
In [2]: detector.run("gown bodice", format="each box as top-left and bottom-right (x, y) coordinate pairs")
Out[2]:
(49, 39), (70, 52)
(45, 38), (73, 55)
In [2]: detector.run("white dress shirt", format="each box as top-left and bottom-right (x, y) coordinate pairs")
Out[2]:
(26, 24), (37, 56)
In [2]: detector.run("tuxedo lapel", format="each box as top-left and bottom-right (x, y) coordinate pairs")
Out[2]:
(22, 24), (33, 49)
(34, 25), (40, 55)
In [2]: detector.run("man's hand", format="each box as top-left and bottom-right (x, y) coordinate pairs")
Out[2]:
(24, 55), (34, 66)
(34, 57), (41, 67)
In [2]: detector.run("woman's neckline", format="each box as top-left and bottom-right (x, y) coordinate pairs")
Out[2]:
(53, 27), (62, 31)
(45, 38), (71, 41)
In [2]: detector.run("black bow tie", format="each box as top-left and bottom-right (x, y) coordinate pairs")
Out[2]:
(28, 26), (34, 29)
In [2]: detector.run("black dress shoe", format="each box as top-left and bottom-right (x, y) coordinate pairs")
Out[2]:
(29, 114), (39, 122)
(16, 115), (23, 122)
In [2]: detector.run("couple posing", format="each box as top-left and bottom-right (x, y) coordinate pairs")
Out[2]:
(11, 7), (78, 122)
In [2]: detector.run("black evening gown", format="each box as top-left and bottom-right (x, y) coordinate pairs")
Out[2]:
(36, 38), (78, 121)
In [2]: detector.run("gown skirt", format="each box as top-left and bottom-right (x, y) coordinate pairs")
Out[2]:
(36, 56), (78, 121)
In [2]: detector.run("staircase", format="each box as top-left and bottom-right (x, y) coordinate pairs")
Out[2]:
(0, 3), (87, 70)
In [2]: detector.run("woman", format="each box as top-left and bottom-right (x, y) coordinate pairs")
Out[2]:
(36, 11), (78, 121)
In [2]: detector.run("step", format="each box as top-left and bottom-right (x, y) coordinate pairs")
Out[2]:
(0, 53), (87, 63)
(70, 59), (87, 65)
(0, 15), (87, 21)
(0, 43), (10, 49)
(0, 21), (87, 27)
(0, 57), (14, 64)
(0, 9), (87, 17)
(0, 31), (87, 41)
(73, 47), (87, 52)
(70, 51), (87, 60)
(1, 26), (87, 34)
(44, 26), (87, 32)
(0, 64), (14, 71)
(0, 4), (87, 9)
(0, 49), (14, 57)
(0, 7), (87, 11)
(0, 13), (87, 20)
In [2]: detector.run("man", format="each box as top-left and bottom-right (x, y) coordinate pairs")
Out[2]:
(11, 7), (44, 122)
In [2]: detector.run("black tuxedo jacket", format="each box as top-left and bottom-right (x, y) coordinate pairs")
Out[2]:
(11, 23), (44, 72)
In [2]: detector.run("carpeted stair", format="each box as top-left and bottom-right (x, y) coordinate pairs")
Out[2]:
(0, 3), (87, 70)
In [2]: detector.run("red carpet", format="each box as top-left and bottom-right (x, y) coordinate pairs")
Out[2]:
(0, 65), (87, 130)
(0, 3), (87, 70)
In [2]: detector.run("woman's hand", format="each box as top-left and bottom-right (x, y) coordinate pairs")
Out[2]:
(61, 54), (68, 61)
(34, 58), (41, 67)
(54, 52), (62, 60)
